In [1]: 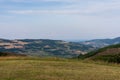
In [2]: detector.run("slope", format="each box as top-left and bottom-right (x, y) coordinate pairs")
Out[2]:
(78, 44), (120, 63)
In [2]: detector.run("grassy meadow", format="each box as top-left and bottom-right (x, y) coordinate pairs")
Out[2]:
(0, 57), (120, 80)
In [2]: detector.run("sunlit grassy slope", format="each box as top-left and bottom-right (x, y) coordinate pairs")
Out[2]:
(0, 57), (120, 80)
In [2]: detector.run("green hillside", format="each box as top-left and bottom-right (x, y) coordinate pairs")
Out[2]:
(78, 44), (120, 63)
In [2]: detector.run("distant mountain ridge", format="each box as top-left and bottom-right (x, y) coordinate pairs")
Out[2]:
(80, 37), (120, 48)
(0, 39), (94, 58)
(0, 37), (120, 58)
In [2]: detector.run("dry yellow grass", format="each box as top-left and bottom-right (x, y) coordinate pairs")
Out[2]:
(0, 57), (120, 80)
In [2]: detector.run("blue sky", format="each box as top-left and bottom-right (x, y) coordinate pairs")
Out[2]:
(0, 0), (120, 40)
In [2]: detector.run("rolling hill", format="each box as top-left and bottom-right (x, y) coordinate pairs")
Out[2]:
(78, 44), (120, 63)
(1, 37), (120, 58)
(0, 39), (94, 58)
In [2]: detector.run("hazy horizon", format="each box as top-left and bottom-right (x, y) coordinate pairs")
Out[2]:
(0, 0), (120, 40)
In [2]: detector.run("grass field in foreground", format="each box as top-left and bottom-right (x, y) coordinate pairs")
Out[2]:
(0, 57), (120, 80)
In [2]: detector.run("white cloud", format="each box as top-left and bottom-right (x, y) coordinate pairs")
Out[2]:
(8, 10), (82, 14)
(0, 0), (79, 3)
(83, 1), (120, 14)
(2, 0), (120, 16)
(8, 1), (120, 15)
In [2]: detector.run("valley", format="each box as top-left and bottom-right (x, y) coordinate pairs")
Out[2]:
(0, 37), (120, 80)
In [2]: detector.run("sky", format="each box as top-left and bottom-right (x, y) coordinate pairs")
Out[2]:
(0, 0), (120, 40)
